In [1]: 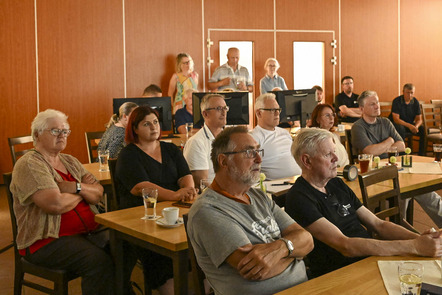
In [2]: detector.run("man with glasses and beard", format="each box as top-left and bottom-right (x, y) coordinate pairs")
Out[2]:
(187, 126), (313, 294)
(285, 128), (441, 278)
(250, 93), (301, 180)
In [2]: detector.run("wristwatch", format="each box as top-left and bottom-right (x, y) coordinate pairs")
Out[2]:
(279, 238), (294, 257)
(75, 182), (82, 194)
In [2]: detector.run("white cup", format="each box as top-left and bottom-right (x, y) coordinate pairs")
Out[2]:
(162, 207), (179, 225)
(338, 124), (345, 132)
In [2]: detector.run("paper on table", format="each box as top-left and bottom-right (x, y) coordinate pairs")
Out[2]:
(399, 162), (442, 174)
(377, 260), (442, 295)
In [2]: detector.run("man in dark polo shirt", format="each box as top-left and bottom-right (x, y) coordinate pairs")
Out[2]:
(335, 76), (361, 123)
(390, 83), (425, 155)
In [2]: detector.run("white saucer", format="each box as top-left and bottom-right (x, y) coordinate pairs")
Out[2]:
(156, 217), (184, 228)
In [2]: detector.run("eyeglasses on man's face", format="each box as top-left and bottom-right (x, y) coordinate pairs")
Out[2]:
(260, 108), (282, 114)
(223, 148), (264, 159)
(45, 128), (71, 137)
(206, 106), (229, 112)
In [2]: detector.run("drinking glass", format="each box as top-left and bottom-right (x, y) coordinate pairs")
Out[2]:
(98, 149), (110, 172)
(200, 179), (211, 194)
(358, 154), (372, 173)
(141, 188), (158, 220)
(398, 262), (423, 295)
(185, 122), (193, 140)
(433, 144), (442, 162)
(388, 146), (398, 164)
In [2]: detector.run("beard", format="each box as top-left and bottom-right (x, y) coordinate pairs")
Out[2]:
(228, 163), (261, 185)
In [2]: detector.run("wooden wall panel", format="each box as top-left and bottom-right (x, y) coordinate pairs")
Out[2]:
(340, 0), (398, 102)
(37, 0), (124, 163)
(125, 0), (203, 97)
(0, 0), (37, 174)
(400, 0), (442, 102)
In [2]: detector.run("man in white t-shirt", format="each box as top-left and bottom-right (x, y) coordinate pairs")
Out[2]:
(250, 93), (301, 180)
(183, 93), (227, 187)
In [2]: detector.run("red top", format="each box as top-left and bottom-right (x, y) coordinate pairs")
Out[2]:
(19, 169), (98, 255)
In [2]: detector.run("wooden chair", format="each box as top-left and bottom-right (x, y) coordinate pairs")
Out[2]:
(3, 173), (79, 295)
(85, 131), (105, 163)
(345, 129), (357, 165)
(8, 135), (33, 166)
(357, 166), (417, 232)
(421, 104), (442, 153)
(183, 214), (212, 295)
(379, 101), (392, 118)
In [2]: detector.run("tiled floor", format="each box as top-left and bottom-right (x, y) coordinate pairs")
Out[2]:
(0, 185), (438, 294)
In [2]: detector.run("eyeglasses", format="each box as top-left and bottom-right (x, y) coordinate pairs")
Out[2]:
(206, 106), (230, 112)
(223, 149), (264, 159)
(45, 128), (71, 137)
(328, 194), (350, 217)
(260, 108), (282, 114)
(322, 113), (336, 119)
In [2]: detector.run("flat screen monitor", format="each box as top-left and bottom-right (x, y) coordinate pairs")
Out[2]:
(192, 92), (249, 127)
(269, 89), (317, 127)
(112, 97), (173, 131)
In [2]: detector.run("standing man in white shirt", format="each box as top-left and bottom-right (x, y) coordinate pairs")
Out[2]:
(208, 47), (253, 92)
(183, 93), (228, 187)
(250, 93), (301, 180)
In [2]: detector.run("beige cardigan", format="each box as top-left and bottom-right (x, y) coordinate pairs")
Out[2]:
(10, 150), (95, 249)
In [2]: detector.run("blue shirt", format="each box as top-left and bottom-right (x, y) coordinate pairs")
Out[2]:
(259, 74), (288, 94)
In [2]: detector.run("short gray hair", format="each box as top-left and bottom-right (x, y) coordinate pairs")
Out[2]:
(255, 93), (276, 111)
(403, 83), (415, 91)
(263, 58), (280, 71)
(358, 90), (378, 107)
(31, 109), (69, 145)
(211, 126), (248, 172)
(291, 128), (334, 168)
(200, 93), (225, 112)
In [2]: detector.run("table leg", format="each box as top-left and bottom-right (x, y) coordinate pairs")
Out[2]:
(172, 249), (189, 295)
(110, 229), (125, 294)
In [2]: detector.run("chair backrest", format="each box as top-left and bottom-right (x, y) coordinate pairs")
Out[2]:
(3, 173), (18, 255)
(345, 129), (357, 165)
(183, 214), (209, 295)
(421, 103), (442, 136)
(8, 135), (33, 166)
(379, 101), (392, 118)
(85, 131), (105, 163)
(108, 159), (120, 211)
(430, 99), (442, 105)
(357, 166), (407, 226)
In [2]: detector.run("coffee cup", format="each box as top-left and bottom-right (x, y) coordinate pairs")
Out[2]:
(162, 207), (179, 225)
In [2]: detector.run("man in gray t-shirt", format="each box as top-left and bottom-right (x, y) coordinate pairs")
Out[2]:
(188, 126), (313, 295)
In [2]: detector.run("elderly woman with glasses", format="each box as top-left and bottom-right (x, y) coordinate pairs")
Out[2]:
(310, 103), (349, 167)
(115, 105), (197, 294)
(10, 109), (114, 295)
(259, 57), (288, 94)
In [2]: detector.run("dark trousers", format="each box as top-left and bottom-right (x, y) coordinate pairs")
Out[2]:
(393, 122), (426, 156)
(25, 235), (115, 295)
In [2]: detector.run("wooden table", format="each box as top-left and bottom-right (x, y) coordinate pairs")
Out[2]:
(275, 256), (436, 295)
(95, 201), (190, 295)
(83, 162), (110, 185)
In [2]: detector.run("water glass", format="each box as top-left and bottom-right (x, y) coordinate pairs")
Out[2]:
(141, 188), (158, 220)
(200, 179), (211, 194)
(398, 262), (423, 295)
(98, 149), (109, 172)
(185, 122), (193, 139)
(358, 154), (372, 173)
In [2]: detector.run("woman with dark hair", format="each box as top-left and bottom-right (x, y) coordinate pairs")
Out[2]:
(115, 106), (197, 294)
(310, 103), (349, 167)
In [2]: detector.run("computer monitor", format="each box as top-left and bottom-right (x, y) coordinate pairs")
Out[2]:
(112, 97), (173, 131)
(192, 92), (250, 127)
(269, 89), (317, 127)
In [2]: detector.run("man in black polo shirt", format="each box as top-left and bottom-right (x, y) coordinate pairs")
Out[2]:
(285, 128), (441, 278)
(335, 76), (361, 123)
(390, 83), (425, 155)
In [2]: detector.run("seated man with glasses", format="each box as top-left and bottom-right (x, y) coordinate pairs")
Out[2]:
(285, 128), (441, 278)
(187, 126), (313, 294)
(183, 93), (228, 187)
(335, 75), (361, 123)
(250, 93), (301, 180)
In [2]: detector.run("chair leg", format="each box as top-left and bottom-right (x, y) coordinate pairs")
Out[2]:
(14, 270), (24, 295)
